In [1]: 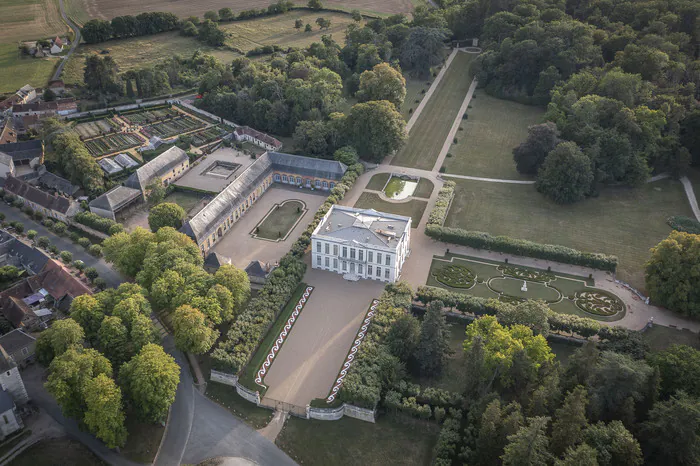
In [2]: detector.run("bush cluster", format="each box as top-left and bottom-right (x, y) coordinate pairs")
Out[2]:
(433, 412), (464, 466)
(74, 211), (124, 235)
(384, 392), (432, 419)
(392, 381), (463, 409)
(427, 181), (455, 226)
(424, 226), (618, 272)
(211, 163), (365, 373)
(667, 215), (700, 235)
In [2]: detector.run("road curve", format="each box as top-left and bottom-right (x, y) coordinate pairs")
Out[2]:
(53, 0), (81, 81)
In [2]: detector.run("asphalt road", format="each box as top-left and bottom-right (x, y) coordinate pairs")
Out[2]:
(53, 0), (81, 81)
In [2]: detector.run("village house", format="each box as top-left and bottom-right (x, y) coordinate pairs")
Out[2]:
(50, 36), (64, 55)
(3, 176), (79, 222)
(0, 330), (35, 367)
(0, 230), (51, 275)
(47, 80), (65, 95)
(0, 140), (44, 167)
(0, 388), (23, 441)
(11, 101), (58, 119)
(19, 165), (80, 197)
(233, 126), (283, 151)
(0, 345), (28, 404)
(0, 120), (17, 144)
(181, 151), (346, 253)
(311, 206), (411, 283)
(0, 153), (15, 180)
(0, 85), (36, 114)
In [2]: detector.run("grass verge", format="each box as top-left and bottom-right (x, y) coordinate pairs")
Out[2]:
(414, 178), (434, 198)
(9, 436), (106, 466)
(121, 414), (165, 463)
(206, 382), (274, 429)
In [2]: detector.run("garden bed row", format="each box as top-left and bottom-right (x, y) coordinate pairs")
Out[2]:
(85, 132), (145, 157)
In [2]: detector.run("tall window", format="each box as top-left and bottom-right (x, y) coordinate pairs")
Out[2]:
(325, 257), (329, 267)
(342, 261), (347, 271)
(368, 251), (373, 263)
(350, 248), (356, 259)
(317, 256), (321, 265)
(377, 253), (382, 264)
(325, 243), (329, 254)
(368, 265), (373, 276)
(333, 258), (338, 269)
(282, 175), (288, 182)
(385, 255), (390, 266)
(315, 180), (321, 188)
(296, 176), (302, 184)
(358, 264), (363, 274)
(316, 242), (321, 252)
(323, 181), (328, 189)
(358, 250), (364, 261)
(385, 268), (390, 279)
(333, 244), (338, 255)
(342, 247), (347, 258)
(376, 267), (381, 277)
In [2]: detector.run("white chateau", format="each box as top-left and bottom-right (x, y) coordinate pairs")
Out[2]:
(311, 206), (411, 282)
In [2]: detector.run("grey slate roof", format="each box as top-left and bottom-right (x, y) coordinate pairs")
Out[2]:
(38, 171), (79, 196)
(125, 146), (188, 192)
(0, 152), (12, 167)
(98, 158), (123, 175)
(89, 185), (141, 213)
(0, 140), (42, 163)
(268, 152), (347, 180)
(4, 176), (77, 216)
(204, 252), (231, 270)
(313, 205), (411, 248)
(0, 329), (34, 354)
(114, 153), (139, 169)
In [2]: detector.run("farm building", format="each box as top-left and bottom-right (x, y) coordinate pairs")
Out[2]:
(233, 126), (283, 151)
(47, 80), (65, 95)
(89, 185), (142, 221)
(181, 151), (346, 253)
(20, 166), (80, 197)
(125, 146), (189, 195)
(12, 101), (58, 118)
(3, 176), (79, 222)
(98, 158), (123, 175)
(50, 37), (64, 55)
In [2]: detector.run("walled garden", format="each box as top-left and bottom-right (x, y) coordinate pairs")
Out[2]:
(84, 132), (145, 157)
(143, 114), (205, 139)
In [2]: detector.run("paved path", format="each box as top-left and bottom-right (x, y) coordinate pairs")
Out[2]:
(680, 175), (700, 221)
(442, 173), (536, 184)
(53, 0), (81, 81)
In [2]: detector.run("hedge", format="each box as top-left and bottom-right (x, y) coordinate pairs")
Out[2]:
(667, 215), (700, 235)
(433, 411), (464, 466)
(427, 181), (455, 226)
(211, 163), (365, 375)
(74, 211), (124, 235)
(424, 225), (618, 272)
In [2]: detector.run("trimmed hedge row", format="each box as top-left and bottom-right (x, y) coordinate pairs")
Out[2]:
(427, 181), (455, 226)
(392, 380), (463, 409)
(211, 163), (365, 374)
(433, 412), (464, 466)
(667, 215), (700, 235)
(424, 225), (618, 272)
(74, 211), (124, 235)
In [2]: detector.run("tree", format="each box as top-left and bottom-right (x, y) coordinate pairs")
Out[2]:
(204, 10), (219, 22)
(85, 267), (99, 282)
(641, 391), (700, 466)
(305, 24), (312, 33)
(98, 316), (130, 368)
(218, 8), (234, 21)
(649, 345), (700, 398)
(357, 63), (407, 108)
(497, 300), (552, 336)
(207, 284), (236, 322)
(351, 9), (362, 22)
(294, 19), (303, 30)
(308, 0), (322, 9)
(645, 231), (700, 317)
(83, 374), (127, 448)
(70, 295), (105, 345)
(333, 146), (359, 166)
(415, 300), (451, 377)
(501, 416), (553, 466)
(119, 344), (179, 423)
(583, 421), (642, 466)
(148, 202), (187, 232)
(37, 236), (50, 248)
(172, 305), (219, 354)
(60, 250), (73, 263)
(45, 347), (112, 420)
(181, 21), (198, 37)
(385, 314), (420, 364)
(214, 265), (251, 312)
(345, 100), (406, 162)
(551, 386), (589, 457)
(146, 179), (166, 205)
(536, 142), (593, 204)
(151, 270), (185, 311)
(83, 55), (121, 94)
(43, 88), (56, 102)
(513, 122), (560, 175)
(82, 19), (113, 44)
(476, 399), (524, 465)
(555, 444), (600, 466)
(400, 27), (448, 78)
(36, 319), (85, 366)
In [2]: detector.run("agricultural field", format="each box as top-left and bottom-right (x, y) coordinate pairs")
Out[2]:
(444, 178), (695, 291)
(61, 32), (241, 85)
(391, 52), (477, 170)
(221, 12), (360, 53)
(190, 126), (226, 147)
(0, 0), (68, 94)
(63, 0), (413, 20)
(143, 115), (205, 138)
(73, 118), (120, 138)
(442, 93), (544, 179)
(85, 132), (144, 157)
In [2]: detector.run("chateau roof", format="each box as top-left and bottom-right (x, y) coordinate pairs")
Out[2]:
(125, 146), (188, 192)
(313, 205), (411, 249)
(234, 126), (282, 149)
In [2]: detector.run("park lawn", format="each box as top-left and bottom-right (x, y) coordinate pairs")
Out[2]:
(276, 415), (439, 466)
(391, 52), (476, 170)
(400, 76), (430, 121)
(414, 177), (434, 198)
(121, 414), (165, 463)
(221, 12), (360, 53)
(254, 200), (305, 240)
(239, 284), (308, 393)
(443, 93), (544, 179)
(0, 43), (56, 94)
(366, 173), (389, 191)
(642, 325), (700, 352)
(62, 32), (241, 85)
(354, 192), (426, 228)
(10, 437), (106, 466)
(444, 178), (694, 291)
(206, 383), (274, 429)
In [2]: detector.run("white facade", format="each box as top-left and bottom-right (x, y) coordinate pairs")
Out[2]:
(0, 366), (28, 404)
(311, 206), (411, 283)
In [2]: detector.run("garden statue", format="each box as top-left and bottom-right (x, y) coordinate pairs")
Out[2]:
(521, 280), (527, 292)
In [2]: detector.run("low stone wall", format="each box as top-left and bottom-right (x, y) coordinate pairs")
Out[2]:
(344, 404), (376, 423)
(307, 403), (376, 423)
(174, 101), (238, 129)
(236, 383), (261, 405)
(210, 370), (261, 404)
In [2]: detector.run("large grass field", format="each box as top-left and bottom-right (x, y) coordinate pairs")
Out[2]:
(276, 416), (439, 466)
(222, 12), (360, 52)
(65, 0), (412, 21)
(62, 31), (241, 85)
(443, 93), (544, 179)
(354, 192), (427, 228)
(400, 77), (431, 121)
(444, 178), (694, 291)
(391, 52), (476, 170)
(0, 0), (69, 94)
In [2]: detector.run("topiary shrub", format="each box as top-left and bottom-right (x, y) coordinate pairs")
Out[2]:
(88, 244), (103, 257)
(59, 251), (73, 263)
(27, 230), (37, 240)
(78, 237), (91, 248)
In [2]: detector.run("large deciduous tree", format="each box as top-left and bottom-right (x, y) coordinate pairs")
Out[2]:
(385, 314), (420, 364)
(83, 374), (127, 449)
(645, 231), (700, 317)
(36, 319), (86, 366)
(148, 202), (187, 232)
(400, 27), (448, 78)
(641, 391), (700, 466)
(345, 100), (406, 162)
(648, 345), (700, 398)
(172, 305), (219, 354)
(536, 142), (593, 204)
(357, 63), (407, 108)
(513, 122), (560, 175)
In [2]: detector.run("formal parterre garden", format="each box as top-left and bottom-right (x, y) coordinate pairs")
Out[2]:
(427, 253), (626, 321)
(142, 114), (205, 138)
(84, 132), (145, 157)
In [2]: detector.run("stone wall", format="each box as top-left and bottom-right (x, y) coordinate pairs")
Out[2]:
(307, 403), (376, 423)
(210, 369), (237, 387)
(344, 404), (376, 423)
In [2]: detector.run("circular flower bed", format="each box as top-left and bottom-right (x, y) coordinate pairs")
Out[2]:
(498, 265), (555, 282)
(574, 291), (624, 316)
(432, 264), (476, 289)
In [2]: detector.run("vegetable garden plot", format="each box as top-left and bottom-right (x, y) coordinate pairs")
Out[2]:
(85, 132), (145, 157)
(190, 126), (226, 147)
(120, 108), (178, 125)
(74, 118), (120, 139)
(143, 115), (205, 138)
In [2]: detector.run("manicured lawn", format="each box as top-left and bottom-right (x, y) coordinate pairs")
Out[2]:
(414, 178), (434, 198)
(643, 325), (700, 352)
(0, 43), (56, 94)
(443, 93), (544, 179)
(444, 178), (694, 291)
(62, 32), (241, 85)
(121, 414), (164, 463)
(366, 173), (390, 191)
(10, 437), (106, 466)
(253, 200), (305, 241)
(354, 192), (427, 228)
(206, 382), (274, 429)
(276, 415), (440, 466)
(391, 52), (476, 170)
(400, 76), (430, 121)
(238, 284), (308, 393)
(164, 191), (205, 215)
